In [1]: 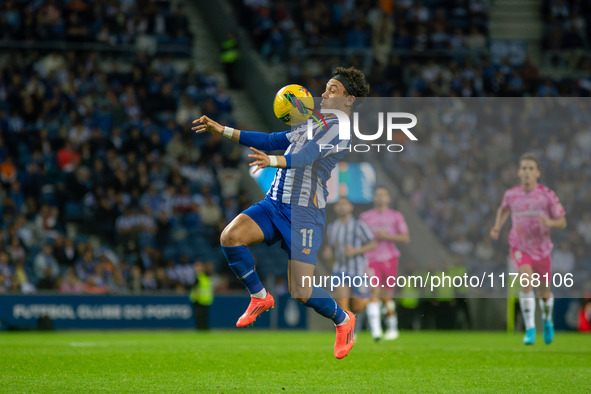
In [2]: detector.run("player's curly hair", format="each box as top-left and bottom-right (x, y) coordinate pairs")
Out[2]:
(332, 66), (370, 107)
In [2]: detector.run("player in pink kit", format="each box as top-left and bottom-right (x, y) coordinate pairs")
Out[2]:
(360, 186), (410, 341)
(490, 153), (567, 345)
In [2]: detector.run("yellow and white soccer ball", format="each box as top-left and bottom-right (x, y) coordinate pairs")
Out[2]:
(273, 84), (314, 125)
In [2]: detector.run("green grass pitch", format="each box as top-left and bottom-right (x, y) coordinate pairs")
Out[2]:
(1, 331), (589, 392)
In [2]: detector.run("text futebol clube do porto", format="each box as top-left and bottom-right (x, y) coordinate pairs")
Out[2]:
(306, 110), (418, 152)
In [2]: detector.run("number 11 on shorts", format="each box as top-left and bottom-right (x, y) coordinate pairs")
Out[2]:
(300, 228), (314, 247)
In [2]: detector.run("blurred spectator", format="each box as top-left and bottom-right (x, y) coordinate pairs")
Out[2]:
(7, 236), (26, 262)
(130, 265), (143, 294)
(156, 267), (173, 290)
(75, 249), (97, 283)
(0, 156), (17, 185)
(176, 254), (196, 288)
(142, 269), (158, 291)
(552, 241), (576, 275)
(576, 213), (591, 245)
(34, 203), (60, 240)
(60, 267), (83, 294)
(14, 258), (35, 293)
(465, 26), (486, 50)
(200, 194), (223, 229)
(53, 236), (79, 267)
(34, 243), (59, 290)
(0, 251), (14, 293)
(56, 141), (81, 172)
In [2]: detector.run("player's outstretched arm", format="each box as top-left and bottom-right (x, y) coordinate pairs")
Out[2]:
(490, 206), (510, 240)
(192, 116), (290, 151)
(344, 239), (378, 258)
(377, 231), (410, 244)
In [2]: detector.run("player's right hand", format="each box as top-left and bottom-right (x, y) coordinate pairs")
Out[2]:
(376, 230), (390, 241)
(489, 227), (500, 240)
(191, 115), (224, 135)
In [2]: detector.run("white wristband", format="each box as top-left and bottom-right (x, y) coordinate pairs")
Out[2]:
(223, 126), (234, 139)
(269, 155), (278, 167)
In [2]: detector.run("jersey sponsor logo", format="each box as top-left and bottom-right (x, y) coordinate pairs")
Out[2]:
(301, 248), (311, 255)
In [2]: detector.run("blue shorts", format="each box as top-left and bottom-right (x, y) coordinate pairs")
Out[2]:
(243, 196), (325, 265)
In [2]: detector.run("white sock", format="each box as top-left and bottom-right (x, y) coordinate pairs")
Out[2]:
(366, 301), (383, 338)
(335, 311), (350, 326)
(539, 295), (554, 322)
(251, 288), (267, 299)
(386, 300), (395, 313)
(386, 300), (397, 331)
(519, 291), (536, 330)
(387, 314), (398, 332)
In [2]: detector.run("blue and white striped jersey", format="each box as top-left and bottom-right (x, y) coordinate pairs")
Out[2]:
(327, 216), (374, 277)
(267, 117), (348, 209)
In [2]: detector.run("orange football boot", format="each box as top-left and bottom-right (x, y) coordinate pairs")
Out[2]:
(236, 292), (275, 327)
(334, 311), (356, 359)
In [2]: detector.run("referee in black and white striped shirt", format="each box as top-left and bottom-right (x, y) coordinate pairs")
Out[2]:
(326, 197), (377, 317)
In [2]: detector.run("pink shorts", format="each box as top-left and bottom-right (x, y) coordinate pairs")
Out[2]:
(368, 257), (398, 291)
(510, 248), (551, 276)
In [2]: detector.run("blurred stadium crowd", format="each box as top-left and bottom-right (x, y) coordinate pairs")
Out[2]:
(0, 1), (260, 295)
(1, 0), (590, 301)
(0, 0), (191, 49)
(237, 0), (591, 98)
(235, 0), (489, 62)
(542, 0), (591, 71)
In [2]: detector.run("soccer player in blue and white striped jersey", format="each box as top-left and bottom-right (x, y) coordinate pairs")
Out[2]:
(326, 197), (376, 332)
(192, 66), (369, 359)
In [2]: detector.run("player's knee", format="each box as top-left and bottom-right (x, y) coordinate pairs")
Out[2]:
(290, 285), (312, 304)
(293, 296), (308, 304)
(220, 226), (241, 247)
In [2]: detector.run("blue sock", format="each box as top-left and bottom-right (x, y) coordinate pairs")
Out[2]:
(222, 245), (264, 295)
(303, 287), (347, 324)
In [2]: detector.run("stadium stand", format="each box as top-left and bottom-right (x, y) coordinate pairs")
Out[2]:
(0, 0), (265, 295)
(541, 0), (591, 71)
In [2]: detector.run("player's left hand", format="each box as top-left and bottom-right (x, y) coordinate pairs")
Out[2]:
(344, 245), (357, 257)
(539, 214), (551, 227)
(248, 147), (270, 174)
